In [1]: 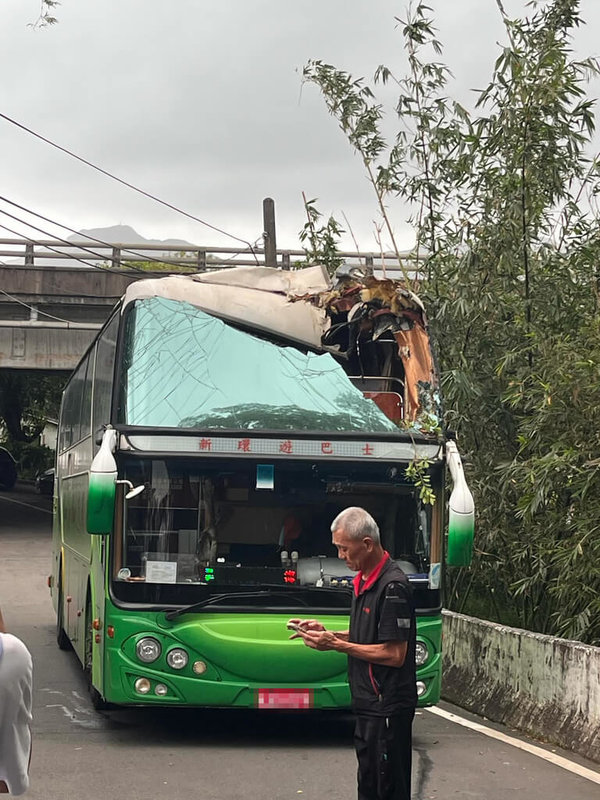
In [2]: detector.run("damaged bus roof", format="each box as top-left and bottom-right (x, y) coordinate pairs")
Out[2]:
(122, 265), (438, 425)
(124, 265), (333, 349)
(122, 265), (424, 350)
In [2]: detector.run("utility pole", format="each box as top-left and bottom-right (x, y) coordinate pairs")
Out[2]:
(263, 197), (278, 268)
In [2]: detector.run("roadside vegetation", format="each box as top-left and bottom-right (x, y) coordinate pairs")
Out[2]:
(6, 0), (600, 645)
(302, 0), (600, 645)
(0, 372), (61, 478)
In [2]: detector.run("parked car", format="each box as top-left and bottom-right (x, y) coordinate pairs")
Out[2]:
(0, 447), (17, 490)
(35, 467), (54, 496)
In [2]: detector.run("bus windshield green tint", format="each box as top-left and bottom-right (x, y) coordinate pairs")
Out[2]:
(119, 297), (398, 433)
(112, 457), (433, 606)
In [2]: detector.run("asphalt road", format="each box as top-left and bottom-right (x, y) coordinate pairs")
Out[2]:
(1, 483), (598, 800)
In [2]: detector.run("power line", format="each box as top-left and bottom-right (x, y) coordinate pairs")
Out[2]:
(0, 217), (134, 273)
(0, 198), (268, 279)
(0, 111), (259, 259)
(0, 195), (266, 271)
(0, 268), (76, 325)
(0, 207), (117, 267)
(0, 236), (271, 336)
(0, 195), (208, 271)
(224, 235), (268, 264)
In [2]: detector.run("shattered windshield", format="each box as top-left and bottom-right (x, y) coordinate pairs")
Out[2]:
(111, 457), (432, 606)
(119, 297), (398, 433)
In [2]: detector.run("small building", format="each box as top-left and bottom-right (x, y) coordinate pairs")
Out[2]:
(39, 419), (58, 452)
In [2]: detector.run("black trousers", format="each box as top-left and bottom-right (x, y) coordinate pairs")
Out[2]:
(354, 710), (415, 800)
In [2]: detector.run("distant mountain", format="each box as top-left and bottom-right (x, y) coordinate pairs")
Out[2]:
(71, 225), (196, 250)
(4, 225), (201, 268)
(27, 225), (200, 269)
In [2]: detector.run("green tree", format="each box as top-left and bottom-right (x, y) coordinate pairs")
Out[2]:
(31, 1), (60, 28)
(297, 194), (345, 276)
(304, 0), (600, 645)
(0, 372), (63, 443)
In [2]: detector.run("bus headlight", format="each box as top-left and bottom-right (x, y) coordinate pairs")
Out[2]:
(136, 637), (162, 663)
(415, 641), (429, 666)
(166, 648), (189, 670)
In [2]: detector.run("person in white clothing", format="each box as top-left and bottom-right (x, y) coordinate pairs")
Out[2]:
(0, 609), (33, 795)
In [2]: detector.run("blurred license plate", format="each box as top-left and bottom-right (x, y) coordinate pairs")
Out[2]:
(257, 689), (313, 709)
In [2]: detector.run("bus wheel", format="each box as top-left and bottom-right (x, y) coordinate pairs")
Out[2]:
(89, 682), (107, 712)
(56, 581), (71, 651)
(84, 600), (108, 711)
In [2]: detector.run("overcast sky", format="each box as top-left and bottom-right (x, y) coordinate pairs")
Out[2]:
(1, 1), (599, 254)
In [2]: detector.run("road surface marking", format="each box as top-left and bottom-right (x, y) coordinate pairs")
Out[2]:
(427, 706), (600, 785)
(0, 495), (52, 514)
(43, 689), (103, 729)
(45, 703), (103, 729)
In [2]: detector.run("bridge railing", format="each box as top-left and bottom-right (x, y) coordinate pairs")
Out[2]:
(0, 236), (425, 370)
(0, 237), (424, 279)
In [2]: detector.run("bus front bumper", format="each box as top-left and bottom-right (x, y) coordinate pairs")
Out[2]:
(105, 645), (351, 709)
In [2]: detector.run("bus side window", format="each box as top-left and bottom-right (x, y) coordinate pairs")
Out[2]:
(59, 360), (85, 451)
(58, 382), (73, 453)
(70, 355), (89, 446)
(93, 314), (119, 447)
(80, 351), (94, 441)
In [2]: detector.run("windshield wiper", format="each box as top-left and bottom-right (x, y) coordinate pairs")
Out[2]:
(259, 582), (353, 596)
(164, 582), (352, 621)
(164, 588), (310, 620)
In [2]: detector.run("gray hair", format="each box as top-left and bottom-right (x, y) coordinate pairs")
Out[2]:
(330, 507), (380, 544)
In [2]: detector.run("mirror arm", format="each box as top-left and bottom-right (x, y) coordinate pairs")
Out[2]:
(115, 479), (146, 500)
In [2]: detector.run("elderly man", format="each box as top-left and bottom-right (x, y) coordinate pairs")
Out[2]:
(289, 506), (416, 800)
(0, 608), (33, 795)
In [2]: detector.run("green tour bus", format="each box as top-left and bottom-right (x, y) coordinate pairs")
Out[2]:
(49, 265), (474, 710)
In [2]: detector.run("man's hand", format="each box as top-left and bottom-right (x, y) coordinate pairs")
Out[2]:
(287, 618), (326, 639)
(300, 629), (341, 652)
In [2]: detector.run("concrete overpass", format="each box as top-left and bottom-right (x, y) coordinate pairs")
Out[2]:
(0, 263), (135, 370)
(0, 237), (420, 371)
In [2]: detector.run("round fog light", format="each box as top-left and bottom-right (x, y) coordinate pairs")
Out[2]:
(192, 660), (207, 675)
(135, 677), (151, 694)
(167, 648), (189, 670)
(416, 680), (427, 698)
(155, 683), (168, 696)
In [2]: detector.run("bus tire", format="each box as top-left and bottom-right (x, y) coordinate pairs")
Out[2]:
(56, 580), (71, 651)
(84, 598), (109, 711)
(89, 682), (108, 712)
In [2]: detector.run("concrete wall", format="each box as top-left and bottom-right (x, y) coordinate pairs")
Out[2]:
(441, 610), (600, 763)
(1, 265), (137, 298)
(0, 326), (98, 370)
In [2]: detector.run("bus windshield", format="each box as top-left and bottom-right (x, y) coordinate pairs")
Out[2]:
(118, 297), (398, 433)
(112, 456), (433, 607)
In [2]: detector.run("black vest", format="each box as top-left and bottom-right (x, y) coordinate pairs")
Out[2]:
(348, 558), (417, 716)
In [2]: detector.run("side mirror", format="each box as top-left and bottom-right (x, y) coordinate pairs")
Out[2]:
(116, 479), (146, 500)
(445, 440), (475, 567)
(87, 428), (117, 535)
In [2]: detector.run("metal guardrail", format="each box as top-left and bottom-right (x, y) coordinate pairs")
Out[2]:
(0, 237), (425, 370)
(0, 237), (424, 276)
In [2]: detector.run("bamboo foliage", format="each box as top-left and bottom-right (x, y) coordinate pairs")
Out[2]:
(305, 0), (600, 644)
